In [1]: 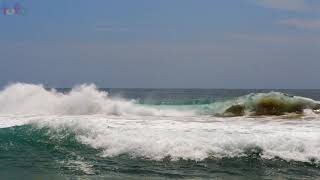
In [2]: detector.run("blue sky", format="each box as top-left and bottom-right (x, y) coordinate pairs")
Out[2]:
(0, 0), (319, 88)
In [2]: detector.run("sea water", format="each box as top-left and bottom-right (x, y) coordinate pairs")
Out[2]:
(1, 83), (320, 179)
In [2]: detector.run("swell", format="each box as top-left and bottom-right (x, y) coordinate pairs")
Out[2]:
(0, 125), (318, 164)
(0, 125), (102, 176)
(0, 125), (95, 156)
(2, 125), (320, 179)
(1, 113), (319, 164)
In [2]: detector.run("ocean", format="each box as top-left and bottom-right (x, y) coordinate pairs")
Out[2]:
(1, 83), (320, 179)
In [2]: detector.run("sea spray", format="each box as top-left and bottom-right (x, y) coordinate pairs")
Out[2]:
(1, 85), (320, 179)
(0, 83), (194, 116)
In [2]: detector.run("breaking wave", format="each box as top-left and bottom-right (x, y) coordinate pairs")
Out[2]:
(1, 83), (320, 117)
(0, 83), (192, 116)
(1, 115), (320, 163)
(1, 83), (320, 163)
(206, 92), (320, 117)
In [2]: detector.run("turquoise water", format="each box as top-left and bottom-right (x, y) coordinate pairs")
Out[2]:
(1, 84), (320, 179)
(1, 126), (320, 180)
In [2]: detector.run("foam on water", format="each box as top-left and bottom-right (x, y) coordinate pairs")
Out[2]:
(17, 112), (318, 163)
(0, 83), (193, 117)
(1, 83), (320, 163)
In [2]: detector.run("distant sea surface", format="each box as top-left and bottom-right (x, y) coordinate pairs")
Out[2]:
(1, 83), (320, 179)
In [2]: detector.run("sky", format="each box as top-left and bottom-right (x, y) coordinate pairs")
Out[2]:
(0, 0), (319, 89)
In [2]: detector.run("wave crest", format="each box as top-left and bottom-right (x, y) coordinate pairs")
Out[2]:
(0, 83), (191, 116)
(217, 92), (320, 117)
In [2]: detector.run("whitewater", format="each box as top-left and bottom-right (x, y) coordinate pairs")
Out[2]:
(1, 83), (320, 168)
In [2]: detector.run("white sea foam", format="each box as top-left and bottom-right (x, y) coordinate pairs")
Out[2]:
(0, 83), (192, 116)
(23, 112), (320, 163)
(1, 83), (320, 163)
